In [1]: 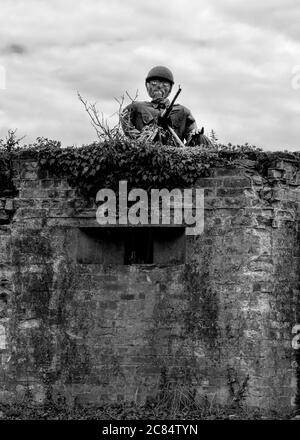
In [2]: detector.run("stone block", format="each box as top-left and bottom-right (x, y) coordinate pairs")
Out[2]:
(0, 390), (15, 405)
(217, 188), (245, 197)
(195, 178), (223, 188)
(0, 237), (10, 263)
(268, 169), (284, 179)
(222, 196), (247, 208)
(0, 210), (9, 225)
(204, 188), (216, 197)
(211, 168), (244, 177)
(222, 177), (251, 188)
(19, 180), (40, 189)
(20, 170), (39, 180)
(251, 175), (263, 186)
(4, 199), (14, 211)
(0, 155), (299, 414)
(18, 188), (44, 198)
(0, 324), (6, 349)
(204, 197), (223, 209)
(271, 188), (285, 201)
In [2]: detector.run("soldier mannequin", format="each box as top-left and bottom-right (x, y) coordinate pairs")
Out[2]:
(121, 66), (203, 146)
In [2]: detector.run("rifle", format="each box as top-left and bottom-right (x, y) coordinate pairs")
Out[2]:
(150, 86), (185, 147)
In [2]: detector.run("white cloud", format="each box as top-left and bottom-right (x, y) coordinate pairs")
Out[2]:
(0, 0), (299, 149)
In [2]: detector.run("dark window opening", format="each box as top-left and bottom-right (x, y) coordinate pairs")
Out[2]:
(124, 229), (153, 264)
(76, 227), (185, 265)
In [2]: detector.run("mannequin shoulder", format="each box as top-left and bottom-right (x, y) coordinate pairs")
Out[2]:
(172, 103), (193, 115)
(124, 101), (150, 111)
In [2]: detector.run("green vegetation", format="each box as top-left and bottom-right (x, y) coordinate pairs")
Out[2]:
(0, 399), (294, 420)
(1, 132), (300, 199)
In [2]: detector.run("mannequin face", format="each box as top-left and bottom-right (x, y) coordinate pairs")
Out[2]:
(146, 79), (172, 100)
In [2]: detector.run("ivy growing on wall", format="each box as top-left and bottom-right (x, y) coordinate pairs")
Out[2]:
(1, 134), (300, 198)
(34, 138), (300, 197)
(36, 138), (219, 195)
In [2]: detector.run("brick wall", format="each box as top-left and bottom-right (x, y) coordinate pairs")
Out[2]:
(0, 153), (299, 411)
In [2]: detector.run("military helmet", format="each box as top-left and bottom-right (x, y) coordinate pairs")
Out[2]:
(145, 66), (174, 85)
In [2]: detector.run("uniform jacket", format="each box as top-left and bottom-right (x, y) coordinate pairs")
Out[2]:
(121, 100), (197, 142)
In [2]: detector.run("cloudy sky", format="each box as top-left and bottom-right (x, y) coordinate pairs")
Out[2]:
(0, 0), (299, 150)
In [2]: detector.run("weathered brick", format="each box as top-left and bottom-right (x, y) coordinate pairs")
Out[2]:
(20, 180), (40, 189)
(222, 177), (251, 188)
(0, 210), (9, 225)
(39, 179), (56, 189)
(217, 188), (245, 197)
(4, 199), (14, 212)
(211, 168), (244, 177)
(268, 169), (284, 179)
(195, 178), (223, 188)
(204, 197), (223, 209)
(204, 188), (216, 197)
(20, 170), (39, 180)
(120, 294), (135, 300)
(0, 156), (298, 414)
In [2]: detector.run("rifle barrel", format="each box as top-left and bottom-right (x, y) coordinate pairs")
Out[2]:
(164, 85), (182, 119)
(170, 85), (182, 107)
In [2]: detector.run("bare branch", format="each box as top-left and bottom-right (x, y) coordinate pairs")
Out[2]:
(5, 129), (26, 152)
(78, 91), (129, 142)
(126, 89), (138, 103)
